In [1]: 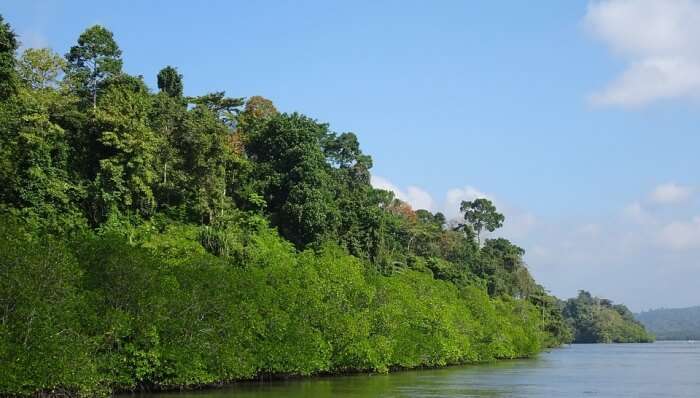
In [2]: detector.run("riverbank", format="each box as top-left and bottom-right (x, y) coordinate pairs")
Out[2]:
(117, 343), (700, 398)
(111, 352), (549, 395)
(1, 221), (549, 397)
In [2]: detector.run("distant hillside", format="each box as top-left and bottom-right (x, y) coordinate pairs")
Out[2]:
(636, 306), (700, 340)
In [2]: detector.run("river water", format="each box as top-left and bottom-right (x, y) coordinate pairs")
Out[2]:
(138, 341), (700, 397)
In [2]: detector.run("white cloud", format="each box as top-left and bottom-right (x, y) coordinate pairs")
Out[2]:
(623, 201), (655, 224)
(649, 182), (693, 204)
(369, 176), (700, 309)
(370, 175), (435, 211)
(370, 177), (537, 240)
(369, 175), (397, 193)
(404, 186), (435, 211)
(444, 186), (489, 219)
(658, 216), (700, 249)
(585, 0), (700, 106)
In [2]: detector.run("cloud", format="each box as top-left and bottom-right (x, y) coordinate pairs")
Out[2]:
(444, 186), (489, 219)
(623, 201), (655, 224)
(370, 175), (435, 211)
(368, 176), (700, 309)
(585, 0), (700, 106)
(658, 216), (700, 249)
(370, 177), (537, 240)
(404, 186), (435, 211)
(649, 182), (693, 204)
(443, 186), (537, 238)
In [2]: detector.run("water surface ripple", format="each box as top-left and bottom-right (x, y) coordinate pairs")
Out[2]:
(136, 342), (700, 397)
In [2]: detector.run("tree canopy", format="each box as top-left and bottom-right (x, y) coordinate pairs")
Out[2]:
(65, 25), (122, 108)
(563, 291), (654, 343)
(460, 198), (504, 245)
(157, 65), (183, 98)
(0, 16), (650, 397)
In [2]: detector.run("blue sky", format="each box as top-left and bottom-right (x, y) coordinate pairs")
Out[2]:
(5, 0), (700, 310)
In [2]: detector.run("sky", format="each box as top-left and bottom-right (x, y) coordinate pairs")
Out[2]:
(4, 0), (700, 311)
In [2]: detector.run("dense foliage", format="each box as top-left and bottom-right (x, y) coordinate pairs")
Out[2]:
(636, 306), (700, 341)
(563, 291), (654, 343)
(1, 220), (549, 396)
(0, 16), (648, 397)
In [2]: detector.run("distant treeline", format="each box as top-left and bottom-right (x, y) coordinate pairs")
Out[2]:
(563, 291), (654, 344)
(636, 306), (700, 340)
(0, 15), (647, 397)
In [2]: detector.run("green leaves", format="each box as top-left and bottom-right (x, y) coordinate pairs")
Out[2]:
(156, 66), (183, 98)
(0, 15), (18, 98)
(65, 25), (122, 108)
(0, 215), (552, 396)
(563, 291), (653, 343)
(245, 113), (340, 247)
(460, 198), (504, 244)
(92, 77), (160, 220)
(0, 14), (586, 397)
(177, 104), (234, 224)
(17, 48), (66, 90)
(0, 222), (100, 396)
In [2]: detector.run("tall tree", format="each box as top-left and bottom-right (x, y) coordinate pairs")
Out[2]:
(0, 14), (18, 98)
(241, 95), (277, 119)
(91, 75), (160, 221)
(320, 131), (378, 256)
(460, 198), (504, 245)
(246, 113), (340, 247)
(17, 48), (66, 90)
(149, 92), (187, 209)
(234, 96), (278, 155)
(189, 91), (243, 128)
(178, 104), (233, 224)
(0, 43), (82, 230)
(157, 65), (183, 98)
(65, 25), (122, 108)
(151, 67), (187, 208)
(479, 238), (534, 297)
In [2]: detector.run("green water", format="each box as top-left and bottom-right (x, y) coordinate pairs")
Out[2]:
(134, 341), (700, 397)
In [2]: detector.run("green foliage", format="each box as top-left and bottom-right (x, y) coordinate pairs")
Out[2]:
(91, 76), (160, 220)
(245, 113), (340, 247)
(188, 91), (243, 128)
(563, 291), (653, 343)
(178, 104), (234, 223)
(65, 25), (122, 108)
(0, 74), (85, 233)
(478, 238), (534, 298)
(17, 48), (66, 90)
(460, 198), (504, 244)
(0, 14), (18, 98)
(0, 218), (551, 395)
(0, 14), (625, 397)
(156, 66), (183, 98)
(636, 306), (700, 340)
(0, 221), (102, 396)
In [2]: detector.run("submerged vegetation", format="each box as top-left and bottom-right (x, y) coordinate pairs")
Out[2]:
(0, 16), (648, 397)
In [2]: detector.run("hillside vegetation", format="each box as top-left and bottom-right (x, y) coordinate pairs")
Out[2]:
(0, 15), (649, 397)
(563, 291), (654, 343)
(636, 307), (700, 340)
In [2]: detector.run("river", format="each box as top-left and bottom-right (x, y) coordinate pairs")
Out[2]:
(136, 341), (700, 397)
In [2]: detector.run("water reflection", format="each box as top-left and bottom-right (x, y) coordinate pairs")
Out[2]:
(131, 342), (700, 398)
